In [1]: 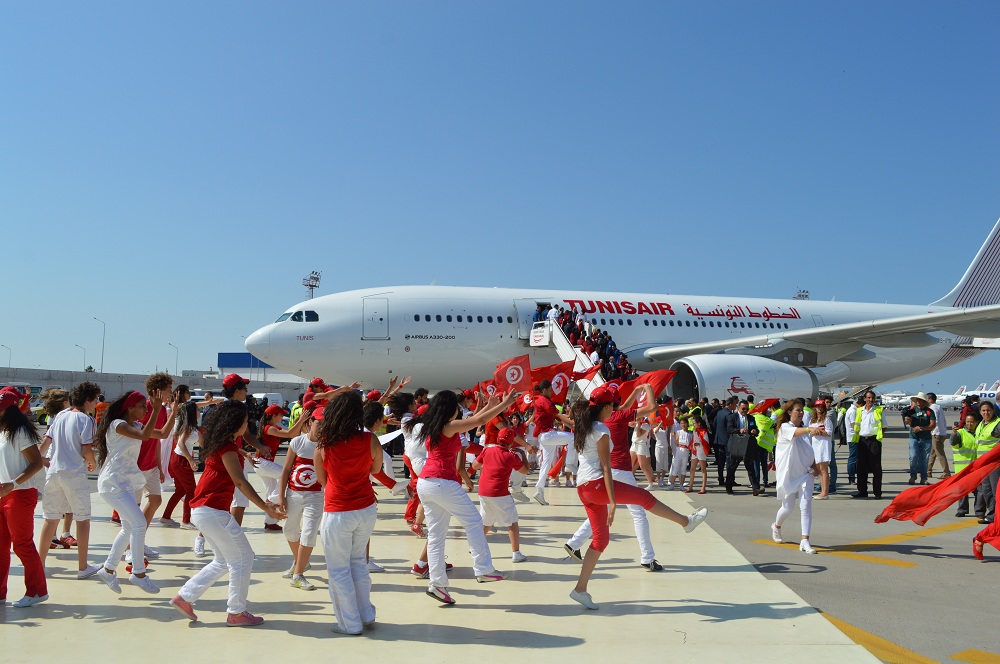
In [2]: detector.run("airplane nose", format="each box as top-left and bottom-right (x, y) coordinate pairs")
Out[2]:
(245, 327), (270, 359)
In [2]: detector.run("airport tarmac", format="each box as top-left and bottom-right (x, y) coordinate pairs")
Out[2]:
(0, 425), (994, 663)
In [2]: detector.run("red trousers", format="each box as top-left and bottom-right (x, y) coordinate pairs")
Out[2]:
(576, 479), (655, 552)
(163, 452), (196, 523)
(0, 488), (47, 599)
(403, 455), (421, 522)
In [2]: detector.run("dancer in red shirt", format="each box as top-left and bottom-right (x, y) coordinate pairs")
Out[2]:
(471, 428), (531, 563)
(169, 400), (285, 626)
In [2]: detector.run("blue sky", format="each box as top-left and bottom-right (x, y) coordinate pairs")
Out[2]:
(2, 2), (998, 395)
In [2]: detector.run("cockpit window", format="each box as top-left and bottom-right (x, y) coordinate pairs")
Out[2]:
(291, 311), (304, 322)
(305, 311), (319, 322)
(275, 313), (292, 322)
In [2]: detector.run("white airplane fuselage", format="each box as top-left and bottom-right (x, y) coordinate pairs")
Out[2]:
(245, 286), (974, 391)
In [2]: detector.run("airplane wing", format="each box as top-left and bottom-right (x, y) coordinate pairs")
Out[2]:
(644, 303), (1000, 364)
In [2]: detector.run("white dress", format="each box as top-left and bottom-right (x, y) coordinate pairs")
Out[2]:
(775, 422), (815, 501)
(810, 415), (833, 464)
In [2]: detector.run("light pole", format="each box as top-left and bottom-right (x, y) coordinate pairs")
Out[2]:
(0, 344), (9, 369)
(74, 344), (87, 371)
(93, 317), (106, 373)
(168, 343), (178, 376)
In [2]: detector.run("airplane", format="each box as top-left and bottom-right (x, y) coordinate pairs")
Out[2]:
(245, 217), (1000, 400)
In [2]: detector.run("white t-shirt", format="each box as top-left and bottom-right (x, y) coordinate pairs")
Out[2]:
(97, 419), (145, 493)
(576, 422), (611, 485)
(404, 423), (427, 475)
(929, 403), (947, 435)
(45, 409), (95, 475)
(654, 427), (669, 450)
(0, 429), (43, 490)
(174, 427), (200, 456)
(775, 422), (816, 500)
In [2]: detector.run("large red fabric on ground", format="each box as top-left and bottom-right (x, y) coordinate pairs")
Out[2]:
(874, 445), (1000, 526)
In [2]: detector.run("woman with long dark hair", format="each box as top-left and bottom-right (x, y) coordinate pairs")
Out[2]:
(0, 388), (47, 607)
(771, 400), (822, 554)
(169, 400), (285, 626)
(313, 392), (382, 634)
(570, 386), (707, 610)
(93, 391), (164, 594)
(418, 389), (518, 605)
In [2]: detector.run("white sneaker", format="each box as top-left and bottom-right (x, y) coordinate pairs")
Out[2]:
(124, 550), (133, 564)
(367, 559), (385, 573)
(193, 535), (207, 557)
(511, 551), (528, 563)
(570, 589), (599, 610)
(130, 574), (160, 594)
(771, 524), (783, 543)
(11, 594), (48, 608)
(143, 545), (159, 559)
(532, 492), (549, 506)
(799, 539), (817, 554)
(645, 484), (656, 491)
(476, 570), (506, 583)
(159, 518), (179, 527)
(179, 522), (198, 530)
(97, 568), (122, 594)
(290, 574), (316, 591)
(684, 507), (708, 533)
(511, 491), (531, 503)
(77, 564), (101, 580)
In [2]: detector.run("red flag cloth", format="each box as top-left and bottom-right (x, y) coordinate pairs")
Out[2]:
(571, 365), (602, 382)
(548, 447), (567, 478)
(874, 444), (1000, 525)
(477, 379), (498, 398)
(530, 360), (575, 404)
(493, 355), (532, 393)
(516, 392), (534, 413)
(749, 398), (780, 415)
(617, 370), (676, 409)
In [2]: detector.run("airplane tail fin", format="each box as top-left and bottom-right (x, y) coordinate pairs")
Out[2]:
(991, 380), (1000, 392)
(956, 385), (966, 395)
(931, 216), (1000, 307)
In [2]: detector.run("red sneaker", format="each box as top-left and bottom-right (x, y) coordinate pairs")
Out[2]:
(125, 558), (150, 574)
(170, 595), (198, 621)
(60, 535), (78, 547)
(409, 522), (426, 538)
(227, 611), (264, 627)
(974, 540), (985, 561)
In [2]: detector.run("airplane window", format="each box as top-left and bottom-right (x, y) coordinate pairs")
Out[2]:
(436, 315), (442, 322)
(600, 318), (606, 325)
(425, 315), (431, 322)
(487, 316), (494, 323)
(645, 320), (650, 326)
(291, 311), (304, 322)
(725, 322), (730, 328)
(446, 315), (452, 322)
(784, 323), (789, 329)
(618, 319), (623, 325)
(306, 311), (319, 322)
(708, 321), (714, 327)
(684, 321), (690, 327)
(609, 319), (615, 326)
(507, 316), (513, 323)
(669, 320), (674, 326)
(626, 319), (631, 326)
(497, 315), (503, 324)
(477, 316), (483, 323)
(275, 313), (291, 322)
(414, 315), (420, 322)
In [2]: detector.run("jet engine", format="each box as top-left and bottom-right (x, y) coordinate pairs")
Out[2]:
(668, 355), (819, 402)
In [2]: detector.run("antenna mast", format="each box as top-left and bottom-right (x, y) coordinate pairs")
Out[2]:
(302, 271), (322, 299)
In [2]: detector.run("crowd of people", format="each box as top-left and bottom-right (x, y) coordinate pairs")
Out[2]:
(534, 304), (638, 382)
(1, 369), (995, 629)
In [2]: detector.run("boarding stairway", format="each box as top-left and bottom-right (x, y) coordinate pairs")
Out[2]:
(529, 320), (605, 399)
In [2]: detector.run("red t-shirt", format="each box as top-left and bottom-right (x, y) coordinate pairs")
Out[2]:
(419, 433), (462, 483)
(532, 395), (557, 438)
(322, 433), (376, 512)
(137, 400), (168, 472)
(483, 417), (502, 448)
(477, 446), (525, 497)
(259, 424), (281, 459)
(190, 440), (240, 511)
(606, 407), (638, 472)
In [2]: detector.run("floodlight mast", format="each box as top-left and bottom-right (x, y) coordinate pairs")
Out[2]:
(302, 271), (322, 299)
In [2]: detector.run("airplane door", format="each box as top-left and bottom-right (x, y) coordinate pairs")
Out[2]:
(812, 315), (825, 327)
(363, 298), (389, 340)
(514, 299), (539, 340)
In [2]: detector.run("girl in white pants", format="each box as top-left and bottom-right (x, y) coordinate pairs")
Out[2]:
(169, 400), (285, 626)
(531, 382), (575, 505)
(277, 408), (324, 589)
(771, 401), (823, 554)
(417, 388), (519, 605)
(94, 391), (164, 595)
(313, 393), (383, 635)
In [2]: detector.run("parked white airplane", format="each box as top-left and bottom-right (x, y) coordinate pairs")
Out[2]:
(961, 381), (1000, 401)
(246, 218), (1000, 399)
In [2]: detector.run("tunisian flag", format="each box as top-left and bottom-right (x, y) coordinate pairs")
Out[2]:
(750, 398), (781, 415)
(493, 355), (532, 393)
(477, 379), (498, 398)
(875, 444), (1000, 526)
(530, 360), (576, 404)
(617, 370), (676, 409)
(516, 391), (534, 413)
(571, 365), (602, 382)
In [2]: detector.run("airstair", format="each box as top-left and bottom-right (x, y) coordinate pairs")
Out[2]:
(529, 320), (605, 398)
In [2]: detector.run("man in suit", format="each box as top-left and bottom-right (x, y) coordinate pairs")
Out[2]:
(725, 400), (762, 495)
(713, 397), (737, 486)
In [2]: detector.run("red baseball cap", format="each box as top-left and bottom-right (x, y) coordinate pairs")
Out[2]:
(589, 385), (621, 406)
(0, 389), (24, 412)
(366, 390), (382, 401)
(310, 377), (327, 389)
(311, 403), (326, 420)
(461, 389), (475, 400)
(223, 373), (249, 389)
(416, 404), (429, 416)
(264, 404), (288, 417)
(498, 428), (516, 446)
